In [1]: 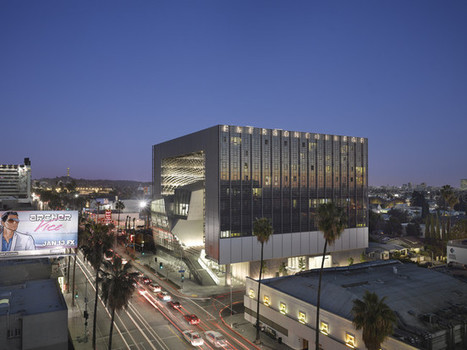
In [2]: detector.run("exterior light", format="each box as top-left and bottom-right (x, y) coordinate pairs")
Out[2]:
(320, 321), (329, 335)
(345, 333), (356, 348)
(263, 295), (271, 307)
(139, 201), (147, 208)
(279, 302), (287, 315)
(249, 289), (255, 299)
(298, 311), (306, 324)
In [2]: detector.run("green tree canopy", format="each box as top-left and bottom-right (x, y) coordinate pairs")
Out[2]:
(352, 290), (397, 350)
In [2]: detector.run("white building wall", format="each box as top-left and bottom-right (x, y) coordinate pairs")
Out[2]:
(447, 241), (467, 265)
(244, 278), (416, 350)
(220, 227), (368, 265)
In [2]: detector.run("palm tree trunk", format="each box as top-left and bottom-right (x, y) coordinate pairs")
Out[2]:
(92, 268), (99, 349)
(255, 242), (264, 344)
(108, 308), (115, 350)
(315, 239), (328, 350)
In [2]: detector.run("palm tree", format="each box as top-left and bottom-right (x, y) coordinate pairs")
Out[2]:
(440, 185), (459, 239)
(352, 290), (397, 350)
(315, 202), (346, 350)
(115, 200), (125, 233)
(101, 256), (135, 350)
(252, 217), (273, 345)
(81, 222), (115, 349)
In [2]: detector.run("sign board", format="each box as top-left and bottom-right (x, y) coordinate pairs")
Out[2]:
(0, 210), (78, 259)
(105, 210), (112, 224)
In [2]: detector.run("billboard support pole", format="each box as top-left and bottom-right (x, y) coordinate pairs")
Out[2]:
(72, 248), (77, 307)
(66, 248), (71, 293)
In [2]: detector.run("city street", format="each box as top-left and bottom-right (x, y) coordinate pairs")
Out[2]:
(66, 249), (287, 350)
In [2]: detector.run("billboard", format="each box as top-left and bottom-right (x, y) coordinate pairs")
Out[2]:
(0, 210), (78, 259)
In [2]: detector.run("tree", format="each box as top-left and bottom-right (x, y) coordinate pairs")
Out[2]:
(384, 216), (402, 236)
(411, 191), (429, 218)
(352, 290), (397, 350)
(406, 222), (421, 236)
(101, 256), (135, 350)
(387, 208), (409, 223)
(298, 257), (306, 271)
(252, 217), (273, 345)
(115, 200), (125, 233)
(81, 222), (115, 349)
(278, 262), (288, 276)
(440, 185), (459, 238)
(315, 202), (347, 350)
(425, 215), (431, 241)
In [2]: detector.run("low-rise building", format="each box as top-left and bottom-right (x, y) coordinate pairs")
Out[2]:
(447, 239), (467, 267)
(0, 279), (68, 350)
(244, 260), (467, 350)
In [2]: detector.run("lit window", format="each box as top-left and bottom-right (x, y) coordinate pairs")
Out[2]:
(298, 311), (306, 324)
(345, 333), (356, 348)
(249, 289), (255, 299)
(279, 302), (287, 315)
(320, 321), (329, 335)
(263, 295), (271, 307)
(294, 132), (300, 138)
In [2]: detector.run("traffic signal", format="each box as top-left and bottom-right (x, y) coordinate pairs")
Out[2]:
(159, 262), (163, 269)
(84, 311), (89, 320)
(181, 274), (184, 282)
(154, 257), (158, 263)
(75, 291), (79, 299)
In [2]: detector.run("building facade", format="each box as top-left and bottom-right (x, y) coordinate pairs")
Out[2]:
(244, 261), (467, 350)
(152, 125), (368, 281)
(0, 158), (32, 210)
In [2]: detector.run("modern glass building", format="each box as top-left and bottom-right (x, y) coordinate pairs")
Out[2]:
(152, 125), (368, 282)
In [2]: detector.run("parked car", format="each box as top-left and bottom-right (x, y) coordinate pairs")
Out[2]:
(184, 314), (200, 325)
(157, 291), (171, 301)
(205, 330), (227, 348)
(168, 301), (181, 309)
(182, 330), (204, 347)
(149, 283), (161, 293)
(142, 276), (151, 285)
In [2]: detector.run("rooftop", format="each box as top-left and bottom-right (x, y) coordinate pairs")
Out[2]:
(0, 279), (66, 316)
(262, 260), (467, 335)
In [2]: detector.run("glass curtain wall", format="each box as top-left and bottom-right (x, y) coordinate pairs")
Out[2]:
(219, 126), (367, 238)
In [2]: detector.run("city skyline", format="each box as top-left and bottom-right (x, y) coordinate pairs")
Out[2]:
(1, 1), (466, 187)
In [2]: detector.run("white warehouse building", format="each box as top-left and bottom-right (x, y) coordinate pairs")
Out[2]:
(244, 260), (467, 350)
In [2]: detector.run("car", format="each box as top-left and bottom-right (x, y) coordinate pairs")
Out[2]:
(205, 330), (227, 348)
(137, 286), (147, 295)
(142, 276), (151, 285)
(168, 301), (181, 309)
(182, 330), (204, 347)
(157, 291), (171, 301)
(149, 283), (161, 293)
(184, 314), (200, 325)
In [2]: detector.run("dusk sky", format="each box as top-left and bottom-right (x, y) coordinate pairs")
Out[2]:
(1, 1), (466, 187)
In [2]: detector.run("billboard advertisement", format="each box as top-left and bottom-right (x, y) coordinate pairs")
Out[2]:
(0, 210), (78, 259)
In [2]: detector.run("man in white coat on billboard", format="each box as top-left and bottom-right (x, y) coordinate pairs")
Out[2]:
(1, 211), (36, 251)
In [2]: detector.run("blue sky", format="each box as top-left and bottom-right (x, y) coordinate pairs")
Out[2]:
(1, 0), (466, 187)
